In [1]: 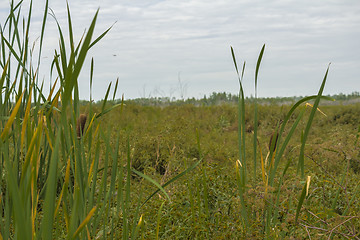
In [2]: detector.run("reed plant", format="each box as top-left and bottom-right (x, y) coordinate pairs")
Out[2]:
(230, 45), (342, 238)
(0, 1), (199, 239)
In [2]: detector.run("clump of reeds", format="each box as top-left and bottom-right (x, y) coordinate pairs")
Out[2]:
(231, 44), (334, 237)
(0, 2), (199, 239)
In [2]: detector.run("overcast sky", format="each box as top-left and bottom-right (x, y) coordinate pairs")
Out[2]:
(1, 0), (359, 100)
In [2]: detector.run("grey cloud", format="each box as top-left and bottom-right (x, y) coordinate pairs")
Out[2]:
(1, 0), (359, 100)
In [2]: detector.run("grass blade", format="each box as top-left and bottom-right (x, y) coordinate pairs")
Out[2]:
(40, 128), (60, 239)
(255, 44), (265, 86)
(295, 177), (311, 223)
(88, 22), (115, 50)
(1, 91), (24, 141)
(101, 82), (112, 112)
(20, 86), (32, 148)
(253, 44), (265, 178)
(113, 77), (118, 101)
(37, 0), (48, 66)
(62, 8), (99, 110)
(72, 206), (97, 239)
(90, 58), (94, 100)
(156, 201), (165, 240)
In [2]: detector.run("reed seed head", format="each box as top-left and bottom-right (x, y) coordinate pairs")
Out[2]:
(76, 114), (87, 139)
(269, 132), (278, 152)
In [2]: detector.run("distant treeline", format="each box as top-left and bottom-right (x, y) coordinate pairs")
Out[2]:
(92, 91), (360, 107)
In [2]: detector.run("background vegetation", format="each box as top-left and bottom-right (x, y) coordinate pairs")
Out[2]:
(123, 91), (360, 107)
(85, 98), (360, 239)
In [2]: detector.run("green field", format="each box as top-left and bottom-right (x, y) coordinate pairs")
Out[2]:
(87, 101), (360, 239)
(1, 1), (359, 239)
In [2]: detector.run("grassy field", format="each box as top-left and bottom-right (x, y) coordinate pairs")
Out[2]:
(0, 1), (359, 239)
(87, 101), (360, 239)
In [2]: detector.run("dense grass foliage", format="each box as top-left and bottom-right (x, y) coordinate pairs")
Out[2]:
(88, 101), (360, 239)
(0, 1), (359, 239)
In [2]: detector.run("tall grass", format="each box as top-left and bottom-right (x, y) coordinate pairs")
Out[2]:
(0, 1), (199, 239)
(231, 45), (336, 238)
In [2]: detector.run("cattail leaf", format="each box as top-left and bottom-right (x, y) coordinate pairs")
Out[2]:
(0, 57), (10, 89)
(87, 154), (96, 186)
(4, 152), (32, 240)
(101, 82), (112, 112)
(230, 46), (240, 84)
(62, 9), (99, 110)
(156, 202), (165, 240)
(2, 78), (17, 108)
(88, 21), (115, 50)
(40, 128), (60, 239)
(66, 2), (74, 54)
(2, 36), (29, 75)
(21, 86), (32, 148)
(49, 8), (67, 74)
(113, 77), (118, 101)
(279, 95), (333, 134)
(253, 45), (265, 178)
(132, 214), (143, 239)
(295, 180), (308, 223)
(255, 44), (265, 89)
(54, 158), (71, 219)
(1, 91), (24, 141)
(131, 190), (144, 239)
(72, 206), (97, 239)
(47, 78), (58, 101)
(90, 58), (94, 100)
(231, 46), (250, 230)
(72, 8), (98, 79)
(21, 120), (42, 184)
(231, 46), (247, 184)
(269, 108), (305, 185)
(95, 103), (122, 119)
(268, 94), (332, 185)
(37, 0), (48, 66)
(241, 61), (246, 81)
(49, 90), (61, 113)
(33, 81), (48, 103)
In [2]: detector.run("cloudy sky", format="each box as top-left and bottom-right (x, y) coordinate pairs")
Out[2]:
(1, 0), (359, 100)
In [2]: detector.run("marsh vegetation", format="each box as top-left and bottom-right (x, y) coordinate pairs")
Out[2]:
(0, 1), (359, 239)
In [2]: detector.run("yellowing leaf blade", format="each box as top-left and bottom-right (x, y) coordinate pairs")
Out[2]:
(1, 91), (24, 141)
(72, 206), (97, 238)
